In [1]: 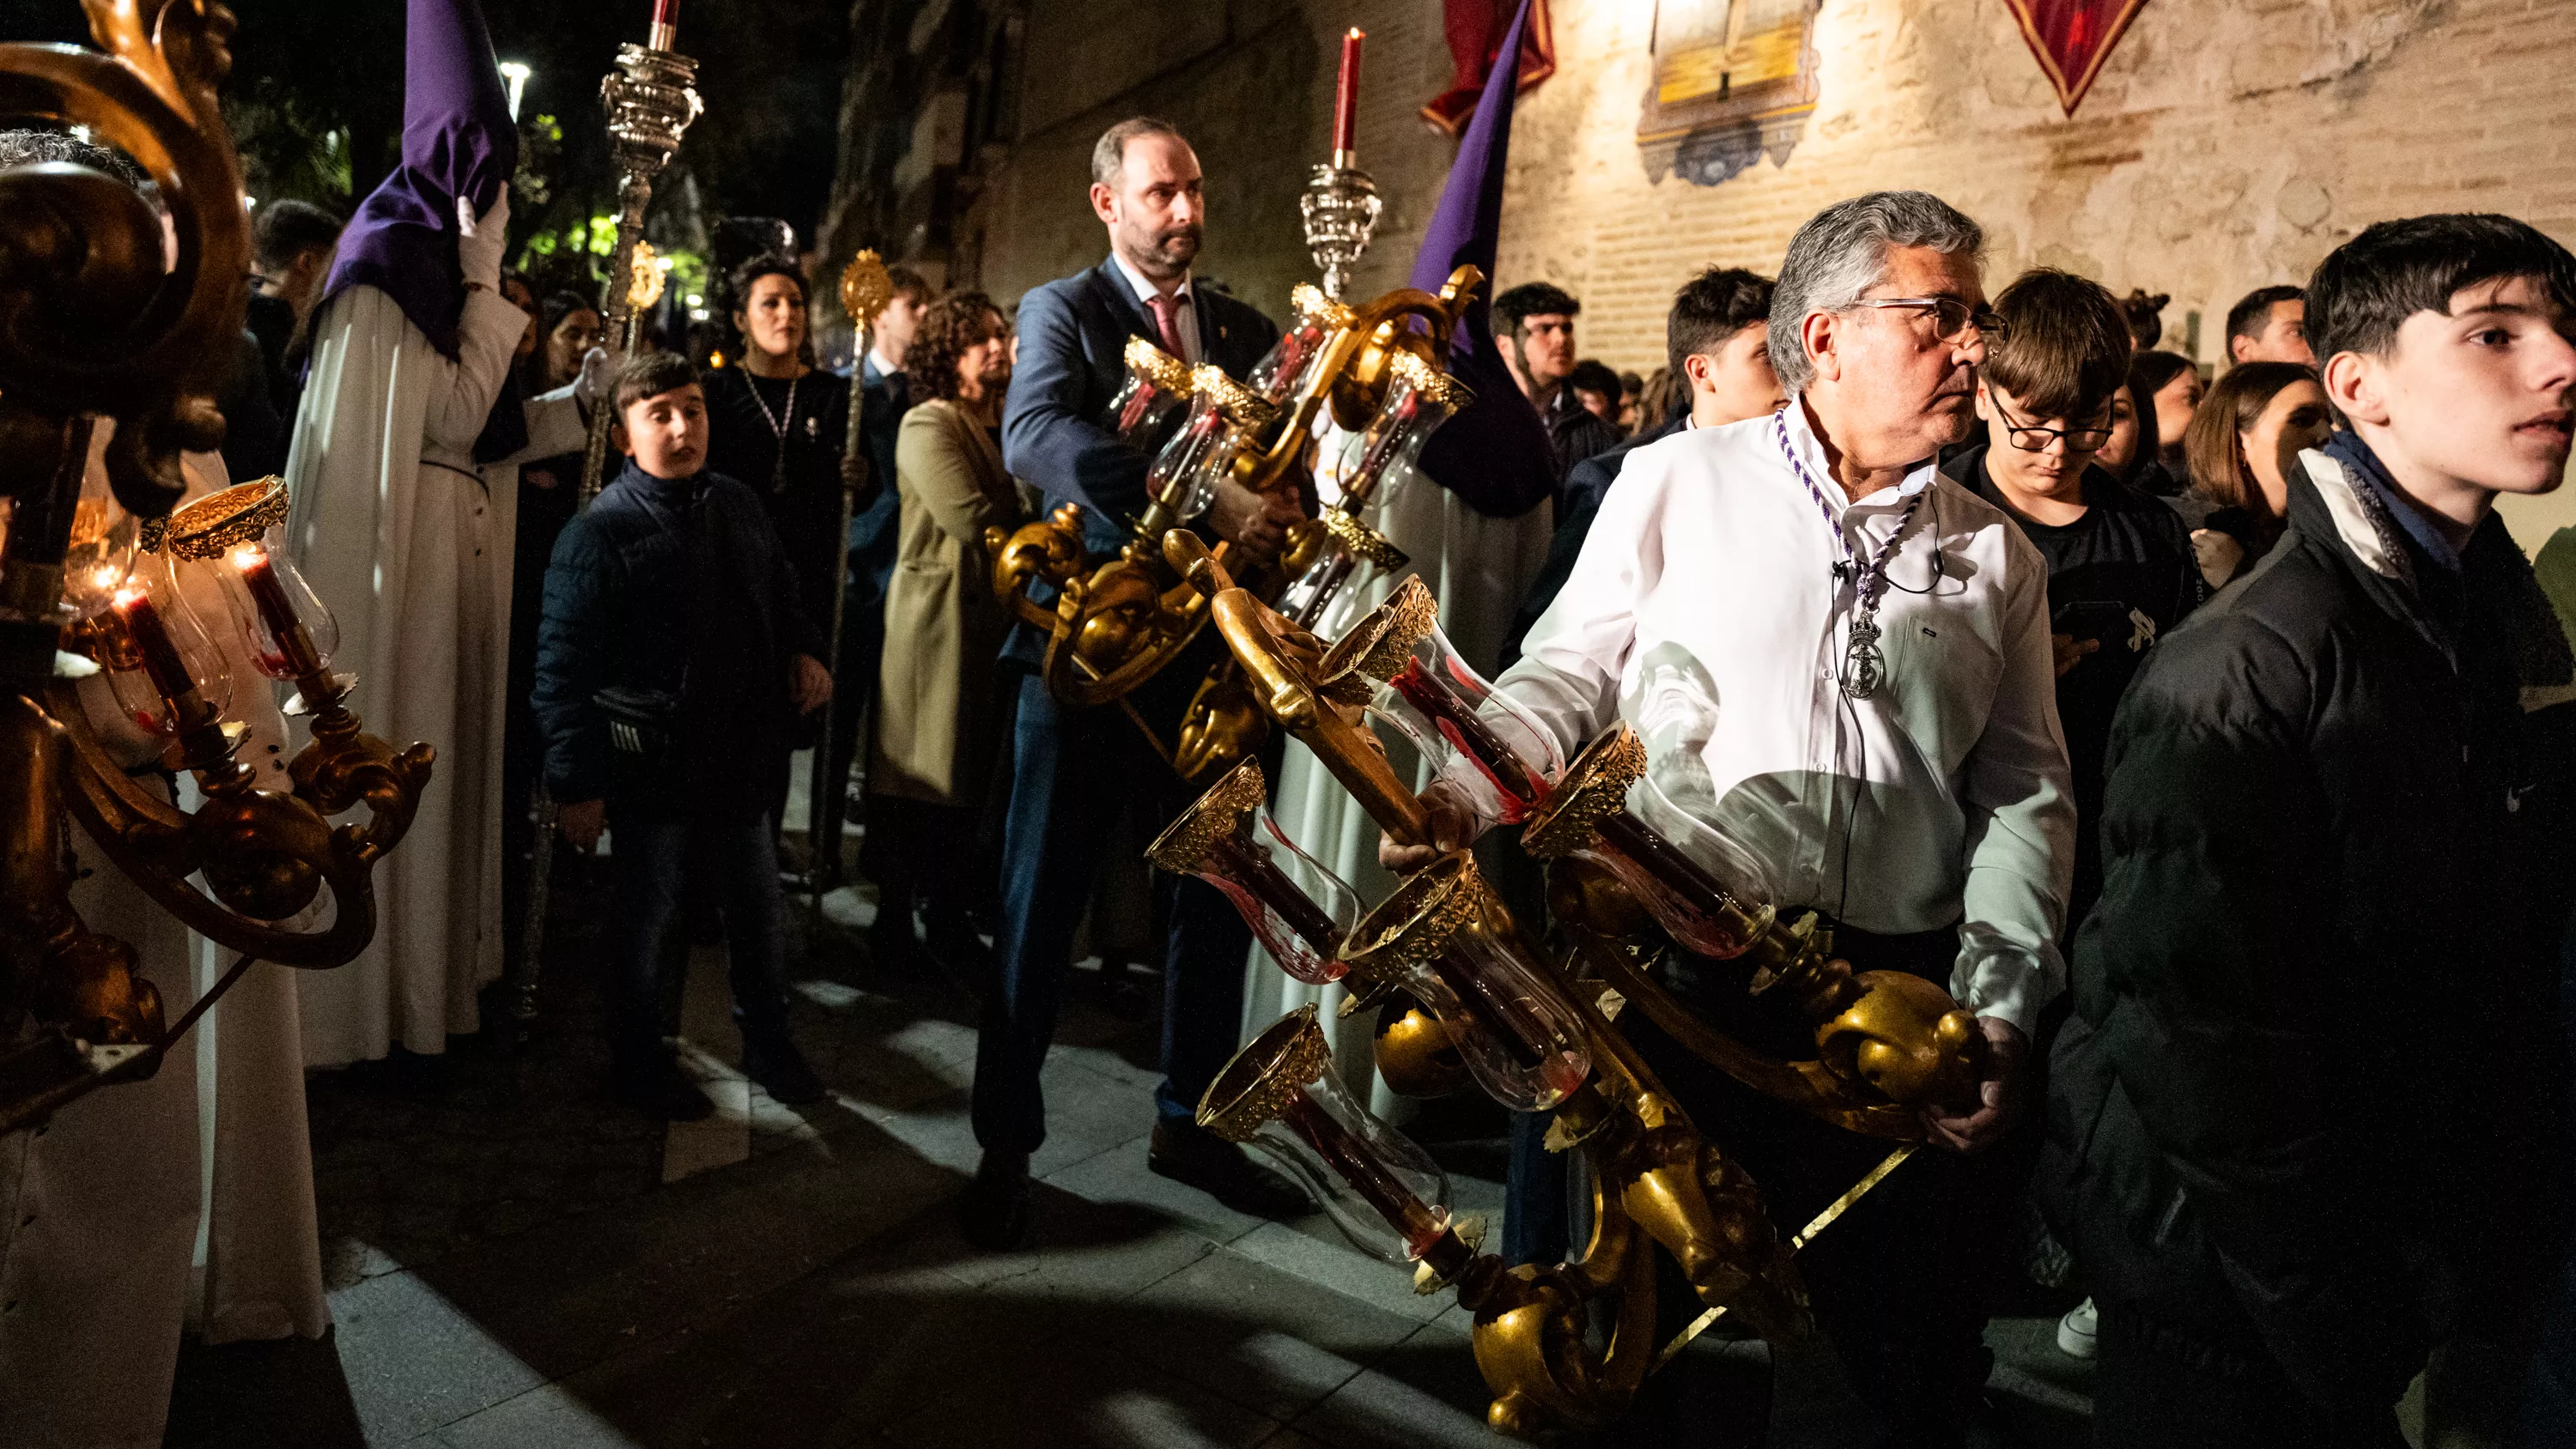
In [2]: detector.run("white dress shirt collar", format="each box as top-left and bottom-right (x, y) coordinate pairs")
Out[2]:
(1780, 395), (1936, 511)
(1110, 251), (1192, 309)
(1110, 252), (1199, 364)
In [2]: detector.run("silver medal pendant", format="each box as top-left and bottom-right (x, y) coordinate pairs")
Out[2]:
(1841, 612), (1886, 700)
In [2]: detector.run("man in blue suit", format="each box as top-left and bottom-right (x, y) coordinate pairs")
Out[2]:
(964, 117), (1308, 1246)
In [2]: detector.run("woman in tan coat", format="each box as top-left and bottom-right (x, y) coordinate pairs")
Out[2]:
(867, 292), (1022, 966)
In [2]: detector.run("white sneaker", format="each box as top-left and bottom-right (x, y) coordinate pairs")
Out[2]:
(2057, 1296), (2099, 1359)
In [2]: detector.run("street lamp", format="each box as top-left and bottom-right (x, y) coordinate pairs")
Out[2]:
(496, 60), (531, 121)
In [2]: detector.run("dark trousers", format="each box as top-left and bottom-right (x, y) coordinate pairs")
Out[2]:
(971, 669), (1254, 1155)
(815, 573), (890, 874)
(1614, 921), (2011, 1446)
(2093, 1303), (2409, 1449)
(608, 803), (791, 1064)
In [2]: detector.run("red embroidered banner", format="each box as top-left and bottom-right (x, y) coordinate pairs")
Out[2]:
(2002, 0), (2150, 116)
(1420, 0), (1557, 137)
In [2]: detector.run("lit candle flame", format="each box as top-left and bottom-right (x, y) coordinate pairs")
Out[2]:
(228, 543), (265, 572)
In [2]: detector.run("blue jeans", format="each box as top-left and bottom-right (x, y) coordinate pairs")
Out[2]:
(608, 804), (791, 1064)
(971, 670), (1254, 1155)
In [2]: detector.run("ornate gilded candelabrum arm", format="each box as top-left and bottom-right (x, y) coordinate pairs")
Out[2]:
(0, 3), (434, 1134)
(576, 34), (702, 501)
(1525, 724), (1989, 1131)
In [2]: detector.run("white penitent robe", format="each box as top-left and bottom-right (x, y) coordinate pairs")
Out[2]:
(0, 442), (330, 1449)
(1239, 440), (1554, 1116)
(283, 283), (578, 1065)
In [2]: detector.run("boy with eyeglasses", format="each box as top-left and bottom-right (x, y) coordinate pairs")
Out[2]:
(1943, 267), (2202, 936)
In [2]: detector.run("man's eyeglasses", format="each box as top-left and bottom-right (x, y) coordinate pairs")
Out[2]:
(1987, 390), (2113, 453)
(1848, 295), (2008, 344)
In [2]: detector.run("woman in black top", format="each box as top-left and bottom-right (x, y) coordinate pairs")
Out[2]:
(700, 255), (856, 671)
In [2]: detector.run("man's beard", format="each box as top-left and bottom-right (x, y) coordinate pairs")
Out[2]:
(1134, 224), (1202, 277)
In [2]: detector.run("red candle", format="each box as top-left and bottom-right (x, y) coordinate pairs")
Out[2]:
(1281, 1093), (1445, 1256)
(113, 589), (197, 705)
(649, 0), (679, 51)
(232, 544), (325, 679)
(1332, 28), (1364, 161)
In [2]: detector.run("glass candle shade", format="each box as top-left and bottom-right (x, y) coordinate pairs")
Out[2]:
(1148, 760), (1361, 986)
(1320, 576), (1564, 826)
(1109, 337), (1194, 447)
(1336, 349), (1470, 513)
(1244, 284), (1352, 406)
(97, 548), (231, 739)
(61, 492), (139, 621)
(1273, 509), (1408, 633)
(0, 438), (137, 622)
(1144, 367), (1275, 522)
(166, 479), (337, 690)
(1340, 851), (1590, 1112)
(1522, 724), (1779, 961)
(1200, 1005), (1455, 1264)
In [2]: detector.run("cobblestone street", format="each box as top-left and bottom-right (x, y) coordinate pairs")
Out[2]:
(163, 810), (2105, 1449)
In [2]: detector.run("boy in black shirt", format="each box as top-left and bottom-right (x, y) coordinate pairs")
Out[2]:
(1943, 269), (2201, 932)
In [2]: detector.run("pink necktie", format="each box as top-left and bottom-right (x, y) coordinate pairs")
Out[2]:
(1145, 292), (1186, 361)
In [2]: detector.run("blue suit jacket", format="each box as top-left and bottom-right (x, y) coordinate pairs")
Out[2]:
(1002, 258), (1280, 559)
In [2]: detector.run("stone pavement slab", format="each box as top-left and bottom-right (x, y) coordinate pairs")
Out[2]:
(172, 828), (2103, 1449)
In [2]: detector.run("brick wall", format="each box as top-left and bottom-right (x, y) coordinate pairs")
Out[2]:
(969, 0), (2576, 545)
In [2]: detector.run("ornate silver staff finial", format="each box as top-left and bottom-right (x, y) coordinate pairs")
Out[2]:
(1300, 163), (1382, 302)
(577, 40), (703, 500)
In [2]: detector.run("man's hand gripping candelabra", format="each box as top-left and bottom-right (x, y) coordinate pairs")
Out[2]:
(1157, 544), (1996, 1434)
(983, 269), (1479, 781)
(0, 1), (433, 1134)
(575, 1), (702, 500)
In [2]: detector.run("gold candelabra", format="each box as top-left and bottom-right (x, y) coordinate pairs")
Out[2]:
(984, 269), (1480, 781)
(1161, 542), (1989, 1436)
(0, 2), (433, 1135)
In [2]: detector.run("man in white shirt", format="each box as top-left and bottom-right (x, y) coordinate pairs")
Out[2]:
(1394, 191), (2075, 1443)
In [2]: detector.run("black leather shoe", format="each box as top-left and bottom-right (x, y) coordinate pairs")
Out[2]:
(1147, 1120), (1310, 1219)
(959, 1149), (1032, 1251)
(742, 1035), (825, 1105)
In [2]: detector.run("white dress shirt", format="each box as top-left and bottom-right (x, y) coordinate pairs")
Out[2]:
(1112, 251), (1199, 365)
(1498, 400), (2075, 1033)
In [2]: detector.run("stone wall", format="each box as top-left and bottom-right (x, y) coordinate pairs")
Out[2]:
(960, 0), (2576, 544)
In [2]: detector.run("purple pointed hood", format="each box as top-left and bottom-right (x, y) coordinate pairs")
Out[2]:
(1406, 0), (1554, 520)
(320, 0), (518, 359)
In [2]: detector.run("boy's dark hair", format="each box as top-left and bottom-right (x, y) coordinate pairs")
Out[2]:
(905, 291), (1006, 403)
(1493, 282), (1581, 341)
(1666, 266), (1774, 377)
(728, 252), (805, 311)
(1568, 358), (1622, 402)
(1984, 268), (2133, 420)
(884, 264), (932, 306)
(254, 199), (344, 270)
(2225, 283), (2305, 353)
(2305, 213), (2576, 363)
(613, 352), (699, 415)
